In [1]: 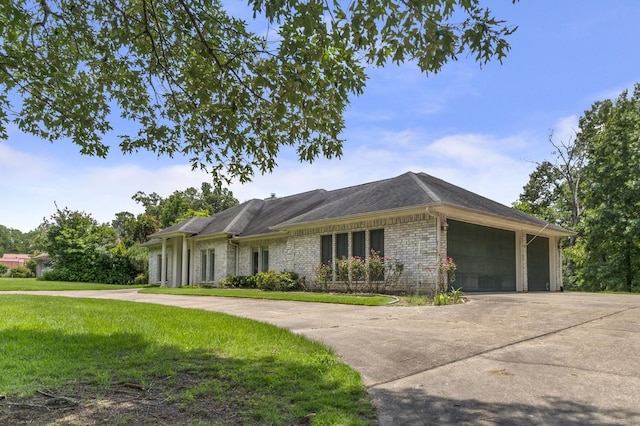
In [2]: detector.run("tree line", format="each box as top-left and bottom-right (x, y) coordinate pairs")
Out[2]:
(515, 83), (640, 292)
(0, 183), (238, 283)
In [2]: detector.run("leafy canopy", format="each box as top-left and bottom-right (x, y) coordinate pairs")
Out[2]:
(1, 0), (517, 184)
(578, 84), (640, 292)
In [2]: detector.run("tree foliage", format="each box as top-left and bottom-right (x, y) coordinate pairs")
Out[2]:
(0, 224), (38, 255)
(41, 206), (145, 283)
(1, 0), (517, 184)
(578, 84), (640, 292)
(515, 132), (585, 231)
(132, 182), (238, 228)
(518, 84), (640, 292)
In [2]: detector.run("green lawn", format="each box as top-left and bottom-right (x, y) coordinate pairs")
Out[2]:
(142, 286), (396, 306)
(0, 278), (396, 305)
(0, 277), (145, 291)
(0, 295), (376, 425)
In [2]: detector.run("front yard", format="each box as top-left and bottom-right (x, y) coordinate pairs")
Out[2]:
(0, 294), (376, 425)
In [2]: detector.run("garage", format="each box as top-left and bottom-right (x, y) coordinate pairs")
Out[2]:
(447, 220), (517, 292)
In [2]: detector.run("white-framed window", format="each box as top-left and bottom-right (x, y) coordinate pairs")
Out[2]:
(208, 250), (215, 281)
(252, 246), (269, 275)
(201, 250), (208, 282)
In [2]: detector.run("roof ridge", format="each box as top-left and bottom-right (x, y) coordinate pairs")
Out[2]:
(176, 216), (205, 232)
(409, 172), (441, 203)
(223, 199), (263, 234)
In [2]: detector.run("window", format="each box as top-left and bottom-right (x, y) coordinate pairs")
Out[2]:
(252, 249), (259, 275)
(261, 247), (269, 272)
(370, 229), (384, 256)
(251, 247), (269, 274)
(321, 235), (333, 264)
(156, 254), (162, 283)
(208, 250), (215, 281)
(352, 231), (365, 259)
(321, 230), (385, 264)
(201, 250), (208, 282)
(336, 233), (348, 259)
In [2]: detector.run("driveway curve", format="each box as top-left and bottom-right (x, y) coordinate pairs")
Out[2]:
(10, 290), (640, 425)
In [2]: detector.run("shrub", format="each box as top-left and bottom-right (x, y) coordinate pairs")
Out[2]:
(312, 263), (332, 292)
(365, 250), (404, 294)
(336, 256), (366, 293)
(312, 252), (405, 294)
(255, 271), (302, 291)
(41, 269), (66, 281)
(0, 263), (8, 276)
(9, 265), (35, 278)
(433, 287), (465, 306)
(219, 275), (257, 289)
(433, 292), (450, 306)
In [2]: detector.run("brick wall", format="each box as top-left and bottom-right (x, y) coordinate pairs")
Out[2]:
(279, 212), (441, 294)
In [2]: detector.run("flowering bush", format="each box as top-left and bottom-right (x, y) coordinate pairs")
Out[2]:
(312, 262), (333, 292)
(336, 256), (366, 293)
(366, 250), (404, 293)
(311, 251), (404, 294)
(437, 256), (457, 294)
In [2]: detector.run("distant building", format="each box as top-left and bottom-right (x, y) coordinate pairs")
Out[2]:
(32, 253), (51, 277)
(0, 253), (31, 269)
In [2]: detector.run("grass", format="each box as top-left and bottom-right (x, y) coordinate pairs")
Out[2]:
(0, 295), (376, 425)
(141, 285), (396, 306)
(0, 277), (145, 291)
(1, 278), (396, 305)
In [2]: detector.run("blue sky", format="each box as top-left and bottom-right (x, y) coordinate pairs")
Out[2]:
(2, 1), (640, 232)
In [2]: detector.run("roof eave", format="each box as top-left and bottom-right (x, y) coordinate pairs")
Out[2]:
(271, 204), (437, 231)
(148, 230), (194, 239)
(190, 232), (232, 240)
(231, 230), (289, 242)
(432, 204), (575, 237)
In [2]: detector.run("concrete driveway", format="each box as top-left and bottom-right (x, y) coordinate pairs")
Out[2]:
(12, 290), (640, 425)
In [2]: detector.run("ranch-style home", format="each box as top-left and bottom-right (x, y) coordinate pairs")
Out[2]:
(145, 171), (573, 293)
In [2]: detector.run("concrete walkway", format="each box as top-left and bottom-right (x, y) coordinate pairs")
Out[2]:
(9, 290), (640, 425)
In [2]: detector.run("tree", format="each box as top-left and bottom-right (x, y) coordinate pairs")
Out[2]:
(578, 84), (640, 292)
(133, 182), (238, 228)
(515, 131), (586, 287)
(41, 206), (145, 283)
(1, 0), (518, 184)
(515, 132), (585, 231)
(513, 160), (566, 225)
(0, 224), (35, 254)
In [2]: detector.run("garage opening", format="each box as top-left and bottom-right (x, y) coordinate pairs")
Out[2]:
(527, 234), (550, 291)
(447, 220), (516, 292)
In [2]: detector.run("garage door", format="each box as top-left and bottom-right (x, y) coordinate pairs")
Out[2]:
(527, 235), (550, 291)
(447, 220), (516, 292)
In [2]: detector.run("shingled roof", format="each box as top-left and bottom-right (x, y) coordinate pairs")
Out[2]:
(149, 171), (569, 241)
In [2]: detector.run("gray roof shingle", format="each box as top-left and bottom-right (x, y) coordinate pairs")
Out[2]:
(149, 171), (570, 239)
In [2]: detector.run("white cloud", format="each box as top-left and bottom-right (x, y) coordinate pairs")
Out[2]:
(229, 128), (536, 209)
(551, 115), (579, 143)
(1, 123), (539, 233)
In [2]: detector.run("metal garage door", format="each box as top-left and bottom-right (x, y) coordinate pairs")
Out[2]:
(447, 220), (516, 292)
(527, 235), (550, 291)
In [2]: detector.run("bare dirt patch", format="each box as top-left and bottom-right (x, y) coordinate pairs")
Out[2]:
(1, 375), (247, 426)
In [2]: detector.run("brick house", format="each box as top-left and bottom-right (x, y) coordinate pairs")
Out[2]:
(145, 172), (573, 293)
